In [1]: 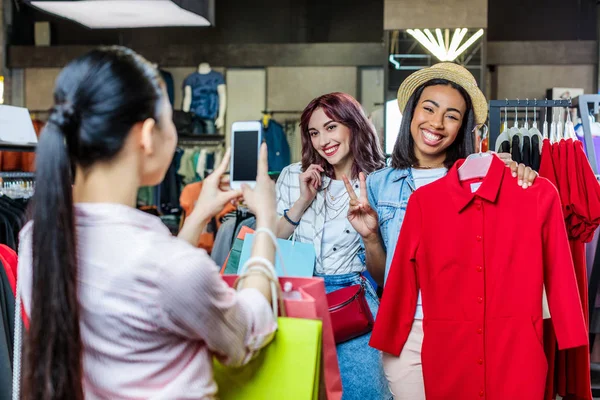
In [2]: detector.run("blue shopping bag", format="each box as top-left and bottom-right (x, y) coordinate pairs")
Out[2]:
(237, 234), (316, 277)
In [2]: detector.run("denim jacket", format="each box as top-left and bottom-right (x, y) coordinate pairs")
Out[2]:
(366, 166), (416, 283)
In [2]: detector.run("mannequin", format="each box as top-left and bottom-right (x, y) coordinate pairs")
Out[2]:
(182, 63), (227, 134)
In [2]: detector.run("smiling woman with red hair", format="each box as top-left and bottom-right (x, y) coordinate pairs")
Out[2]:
(275, 92), (390, 399)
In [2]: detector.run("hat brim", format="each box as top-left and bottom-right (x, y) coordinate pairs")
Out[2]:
(397, 66), (488, 126)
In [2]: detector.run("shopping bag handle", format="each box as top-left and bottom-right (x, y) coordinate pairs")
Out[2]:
(236, 260), (287, 318)
(253, 227), (288, 276)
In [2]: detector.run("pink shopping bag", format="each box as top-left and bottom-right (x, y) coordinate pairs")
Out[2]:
(222, 275), (343, 400)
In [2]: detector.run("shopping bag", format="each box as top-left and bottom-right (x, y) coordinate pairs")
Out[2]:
(237, 234), (316, 277)
(221, 226), (255, 274)
(214, 317), (322, 400)
(222, 275), (343, 400)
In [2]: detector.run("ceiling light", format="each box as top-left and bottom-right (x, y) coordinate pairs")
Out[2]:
(406, 28), (484, 62)
(25, 0), (214, 29)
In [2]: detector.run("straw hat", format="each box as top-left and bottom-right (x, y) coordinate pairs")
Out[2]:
(397, 63), (488, 126)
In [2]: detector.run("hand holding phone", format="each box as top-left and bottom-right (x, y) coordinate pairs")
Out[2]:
(241, 142), (277, 226)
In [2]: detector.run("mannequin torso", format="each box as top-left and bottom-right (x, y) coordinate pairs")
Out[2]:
(182, 63), (227, 131)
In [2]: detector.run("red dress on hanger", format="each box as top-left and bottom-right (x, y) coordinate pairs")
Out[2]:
(372, 156), (587, 400)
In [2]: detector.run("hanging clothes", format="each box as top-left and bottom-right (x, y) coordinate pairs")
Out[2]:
(371, 155), (588, 400)
(531, 135), (541, 171)
(159, 148), (183, 215)
(0, 195), (30, 250)
(179, 182), (236, 254)
(262, 119), (291, 173)
(539, 136), (600, 400)
(522, 135), (532, 168)
(511, 135), (522, 164)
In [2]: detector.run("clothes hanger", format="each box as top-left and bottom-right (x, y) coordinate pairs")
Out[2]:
(542, 100), (549, 140)
(564, 106), (577, 140)
(520, 99), (532, 144)
(494, 101), (510, 152)
(590, 114), (600, 137)
(458, 125), (494, 181)
(528, 99), (543, 152)
(550, 108), (558, 143)
(557, 108), (564, 141)
(262, 112), (272, 129)
(507, 101), (521, 141)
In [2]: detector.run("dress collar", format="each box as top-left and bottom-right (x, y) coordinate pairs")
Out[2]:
(447, 155), (505, 213)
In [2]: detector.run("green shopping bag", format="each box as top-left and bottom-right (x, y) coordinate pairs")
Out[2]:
(213, 317), (323, 400)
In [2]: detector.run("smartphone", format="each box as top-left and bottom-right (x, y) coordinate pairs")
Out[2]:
(230, 121), (262, 190)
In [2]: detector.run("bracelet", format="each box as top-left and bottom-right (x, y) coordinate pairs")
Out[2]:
(283, 209), (300, 226)
(236, 262), (280, 318)
(240, 256), (277, 276)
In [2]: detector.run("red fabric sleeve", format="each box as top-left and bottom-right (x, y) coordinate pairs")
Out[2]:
(539, 181), (587, 350)
(369, 191), (422, 356)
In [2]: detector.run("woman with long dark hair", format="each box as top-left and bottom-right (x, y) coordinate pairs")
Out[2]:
(275, 92), (390, 399)
(17, 46), (279, 399)
(345, 63), (538, 399)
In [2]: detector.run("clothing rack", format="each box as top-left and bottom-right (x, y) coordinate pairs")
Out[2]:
(261, 110), (303, 115)
(178, 134), (225, 147)
(0, 172), (35, 179)
(488, 99), (570, 151)
(489, 97), (599, 174)
(0, 142), (36, 152)
(571, 95), (600, 174)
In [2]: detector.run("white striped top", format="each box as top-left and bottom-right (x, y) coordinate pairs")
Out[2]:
(18, 202), (276, 399)
(276, 162), (365, 275)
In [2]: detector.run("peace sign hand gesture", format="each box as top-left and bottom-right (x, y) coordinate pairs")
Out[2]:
(343, 172), (380, 240)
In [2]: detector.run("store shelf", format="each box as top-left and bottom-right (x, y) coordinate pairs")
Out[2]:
(178, 134), (225, 141)
(0, 142), (37, 152)
(0, 172), (35, 179)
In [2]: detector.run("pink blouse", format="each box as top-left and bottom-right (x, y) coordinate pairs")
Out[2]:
(18, 203), (276, 399)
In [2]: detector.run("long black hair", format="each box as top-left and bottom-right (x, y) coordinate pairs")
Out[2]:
(24, 46), (164, 400)
(391, 78), (476, 169)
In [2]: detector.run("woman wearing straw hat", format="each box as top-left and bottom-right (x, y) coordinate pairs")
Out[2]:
(343, 63), (537, 399)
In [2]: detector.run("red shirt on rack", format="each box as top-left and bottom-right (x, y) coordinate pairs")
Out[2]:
(371, 155), (588, 400)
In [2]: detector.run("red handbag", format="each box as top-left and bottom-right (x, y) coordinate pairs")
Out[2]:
(326, 280), (374, 344)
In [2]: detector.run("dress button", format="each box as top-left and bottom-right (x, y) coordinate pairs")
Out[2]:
(478, 358), (483, 365)
(476, 265), (483, 272)
(479, 390), (484, 397)
(333, 248), (337, 251)
(346, 230), (350, 234)
(476, 235), (482, 242)
(477, 328), (483, 334)
(476, 203), (481, 210)
(477, 296), (483, 304)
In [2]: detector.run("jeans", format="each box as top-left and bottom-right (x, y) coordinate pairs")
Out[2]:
(191, 116), (216, 135)
(316, 272), (392, 400)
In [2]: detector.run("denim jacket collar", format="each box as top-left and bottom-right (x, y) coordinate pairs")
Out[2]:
(391, 168), (416, 192)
